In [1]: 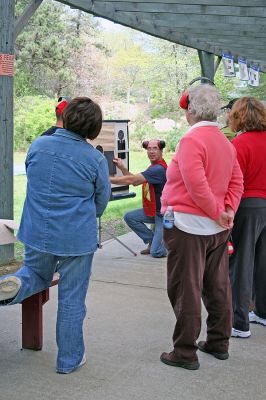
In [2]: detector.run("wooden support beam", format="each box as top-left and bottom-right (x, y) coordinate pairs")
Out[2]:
(198, 50), (215, 81)
(214, 56), (222, 74)
(0, 1), (15, 264)
(15, 0), (43, 38)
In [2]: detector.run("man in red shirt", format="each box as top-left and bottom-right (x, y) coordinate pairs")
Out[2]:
(110, 140), (167, 258)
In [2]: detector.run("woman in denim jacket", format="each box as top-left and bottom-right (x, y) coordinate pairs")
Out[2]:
(0, 97), (111, 373)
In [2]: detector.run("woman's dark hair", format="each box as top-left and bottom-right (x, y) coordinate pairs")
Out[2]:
(62, 97), (102, 139)
(229, 97), (266, 133)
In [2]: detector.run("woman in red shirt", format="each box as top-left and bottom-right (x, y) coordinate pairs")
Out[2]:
(229, 97), (266, 338)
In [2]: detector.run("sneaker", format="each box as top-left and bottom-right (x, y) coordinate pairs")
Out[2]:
(249, 311), (266, 326)
(0, 276), (21, 302)
(160, 351), (200, 370)
(197, 341), (229, 360)
(57, 354), (86, 374)
(231, 328), (251, 338)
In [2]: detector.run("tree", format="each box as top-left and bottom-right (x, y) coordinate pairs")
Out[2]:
(15, 0), (101, 97)
(139, 35), (200, 117)
(102, 31), (152, 104)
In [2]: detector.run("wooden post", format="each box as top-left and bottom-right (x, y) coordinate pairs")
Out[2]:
(21, 276), (58, 350)
(0, 1), (15, 264)
(21, 291), (47, 350)
(198, 50), (215, 82)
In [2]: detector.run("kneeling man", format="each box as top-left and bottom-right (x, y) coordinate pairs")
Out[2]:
(110, 140), (167, 258)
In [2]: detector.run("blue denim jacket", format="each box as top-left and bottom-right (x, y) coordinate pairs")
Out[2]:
(17, 128), (111, 256)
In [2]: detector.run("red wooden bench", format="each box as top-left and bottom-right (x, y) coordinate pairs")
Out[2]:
(21, 274), (59, 350)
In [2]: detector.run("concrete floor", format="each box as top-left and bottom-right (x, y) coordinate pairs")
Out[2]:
(0, 232), (265, 400)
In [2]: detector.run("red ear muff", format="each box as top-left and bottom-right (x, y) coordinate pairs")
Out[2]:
(179, 77), (215, 110)
(179, 90), (189, 110)
(142, 140), (165, 150)
(157, 140), (166, 150)
(142, 140), (149, 149)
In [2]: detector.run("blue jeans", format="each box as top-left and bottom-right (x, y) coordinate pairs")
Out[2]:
(124, 208), (167, 257)
(2, 245), (93, 373)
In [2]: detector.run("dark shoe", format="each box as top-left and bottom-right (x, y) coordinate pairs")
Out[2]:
(140, 245), (150, 255)
(160, 351), (200, 370)
(197, 341), (229, 360)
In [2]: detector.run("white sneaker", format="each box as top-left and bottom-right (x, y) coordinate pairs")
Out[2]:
(57, 354), (86, 374)
(0, 276), (21, 301)
(249, 311), (266, 326)
(231, 328), (251, 338)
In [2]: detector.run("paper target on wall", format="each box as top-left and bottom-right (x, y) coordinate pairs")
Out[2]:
(87, 120), (130, 195)
(238, 58), (249, 81)
(222, 53), (235, 77)
(248, 65), (260, 87)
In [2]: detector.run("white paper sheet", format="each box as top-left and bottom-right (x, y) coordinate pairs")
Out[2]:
(0, 219), (19, 245)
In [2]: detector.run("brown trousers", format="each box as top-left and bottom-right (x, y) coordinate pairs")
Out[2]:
(164, 226), (232, 362)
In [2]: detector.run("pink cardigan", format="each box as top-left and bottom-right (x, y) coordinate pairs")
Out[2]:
(161, 123), (244, 220)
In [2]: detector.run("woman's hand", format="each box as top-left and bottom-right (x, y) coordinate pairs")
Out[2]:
(215, 209), (234, 229)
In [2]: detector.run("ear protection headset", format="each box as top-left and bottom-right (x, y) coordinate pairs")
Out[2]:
(179, 77), (215, 110)
(58, 96), (72, 103)
(142, 140), (166, 150)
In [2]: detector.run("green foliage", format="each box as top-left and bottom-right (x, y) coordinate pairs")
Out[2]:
(233, 72), (266, 100)
(150, 104), (178, 119)
(14, 71), (39, 97)
(15, 0), (100, 97)
(14, 96), (55, 150)
(143, 39), (201, 117)
(102, 30), (152, 103)
(166, 128), (186, 152)
(132, 117), (158, 144)
(215, 62), (266, 102)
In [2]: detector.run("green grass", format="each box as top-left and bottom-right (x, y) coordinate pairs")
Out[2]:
(14, 152), (27, 164)
(14, 175), (27, 259)
(13, 150), (173, 259)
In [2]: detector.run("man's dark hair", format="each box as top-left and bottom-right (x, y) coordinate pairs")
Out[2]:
(62, 97), (102, 140)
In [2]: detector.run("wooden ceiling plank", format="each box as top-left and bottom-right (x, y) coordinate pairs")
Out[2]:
(103, 2), (266, 18)
(168, 27), (266, 38)
(93, 0), (266, 6)
(130, 15), (266, 33)
(104, 12), (266, 26)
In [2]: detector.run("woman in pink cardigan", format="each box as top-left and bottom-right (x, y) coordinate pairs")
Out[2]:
(160, 84), (243, 370)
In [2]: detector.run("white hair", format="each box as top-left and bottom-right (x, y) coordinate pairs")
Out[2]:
(188, 84), (221, 121)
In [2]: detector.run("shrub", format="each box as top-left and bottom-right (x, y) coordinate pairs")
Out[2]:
(166, 128), (186, 152)
(14, 96), (55, 151)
